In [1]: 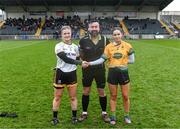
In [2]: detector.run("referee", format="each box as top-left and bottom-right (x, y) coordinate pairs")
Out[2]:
(78, 20), (110, 123)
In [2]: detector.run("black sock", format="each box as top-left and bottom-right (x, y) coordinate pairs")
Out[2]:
(72, 110), (77, 117)
(82, 95), (89, 112)
(53, 111), (58, 118)
(99, 96), (107, 112)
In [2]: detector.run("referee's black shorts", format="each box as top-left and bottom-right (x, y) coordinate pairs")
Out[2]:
(107, 67), (130, 85)
(82, 65), (106, 88)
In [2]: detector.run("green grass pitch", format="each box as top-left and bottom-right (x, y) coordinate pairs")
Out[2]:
(0, 39), (180, 128)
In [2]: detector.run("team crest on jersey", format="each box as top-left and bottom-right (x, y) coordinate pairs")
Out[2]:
(85, 47), (91, 50)
(63, 48), (67, 51)
(113, 53), (123, 59)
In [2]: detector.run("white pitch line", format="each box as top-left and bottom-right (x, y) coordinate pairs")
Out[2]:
(0, 41), (45, 52)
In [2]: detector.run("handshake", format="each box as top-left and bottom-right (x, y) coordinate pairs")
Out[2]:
(81, 61), (90, 68)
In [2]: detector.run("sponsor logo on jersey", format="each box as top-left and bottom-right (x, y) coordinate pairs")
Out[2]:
(113, 53), (123, 59)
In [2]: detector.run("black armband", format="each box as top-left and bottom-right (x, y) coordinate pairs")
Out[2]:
(57, 52), (82, 65)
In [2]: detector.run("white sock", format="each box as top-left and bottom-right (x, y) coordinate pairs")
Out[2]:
(82, 112), (88, 115)
(102, 111), (107, 115)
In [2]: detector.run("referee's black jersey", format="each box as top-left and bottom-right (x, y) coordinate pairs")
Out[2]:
(79, 35), (110, 62)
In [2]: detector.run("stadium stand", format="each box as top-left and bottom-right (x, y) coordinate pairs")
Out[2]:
(120, 20), (129, 35)
(35, 19), (45, 36)
(0, 0), (179, 39)
(0, 17), (41, 35)
(172, 22), (180, 30)
(162, 20), (177, 34)
(0, 15), (121, 39)
(159, 19), (175, 35)
(41, 15), (82, 38)
(123, 18), (169, 35)
(99, 17), (120, 35)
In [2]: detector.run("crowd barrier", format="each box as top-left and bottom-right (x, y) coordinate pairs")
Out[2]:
(0, 34), (178, 40)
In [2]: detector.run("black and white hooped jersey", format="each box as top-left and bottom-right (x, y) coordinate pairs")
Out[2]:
(55, 42), (79, 72)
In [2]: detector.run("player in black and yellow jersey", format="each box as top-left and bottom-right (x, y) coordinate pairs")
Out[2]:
(51, 26), (87, 125)
(88, 28), (135, 125)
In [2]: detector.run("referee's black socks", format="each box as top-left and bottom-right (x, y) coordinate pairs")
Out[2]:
(82, 95), (89, 112)
(99, 96), (107, 112)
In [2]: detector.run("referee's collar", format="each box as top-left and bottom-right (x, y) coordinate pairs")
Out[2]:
(89, 34), (101, 40)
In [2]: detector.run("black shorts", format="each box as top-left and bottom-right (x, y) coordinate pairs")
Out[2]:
(53, 68), (77, 88)
(107, 68), (130, 85)
(82, 65), (106, 88)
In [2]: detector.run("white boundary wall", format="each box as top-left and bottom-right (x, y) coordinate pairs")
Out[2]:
(0, 34), (176, 40)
